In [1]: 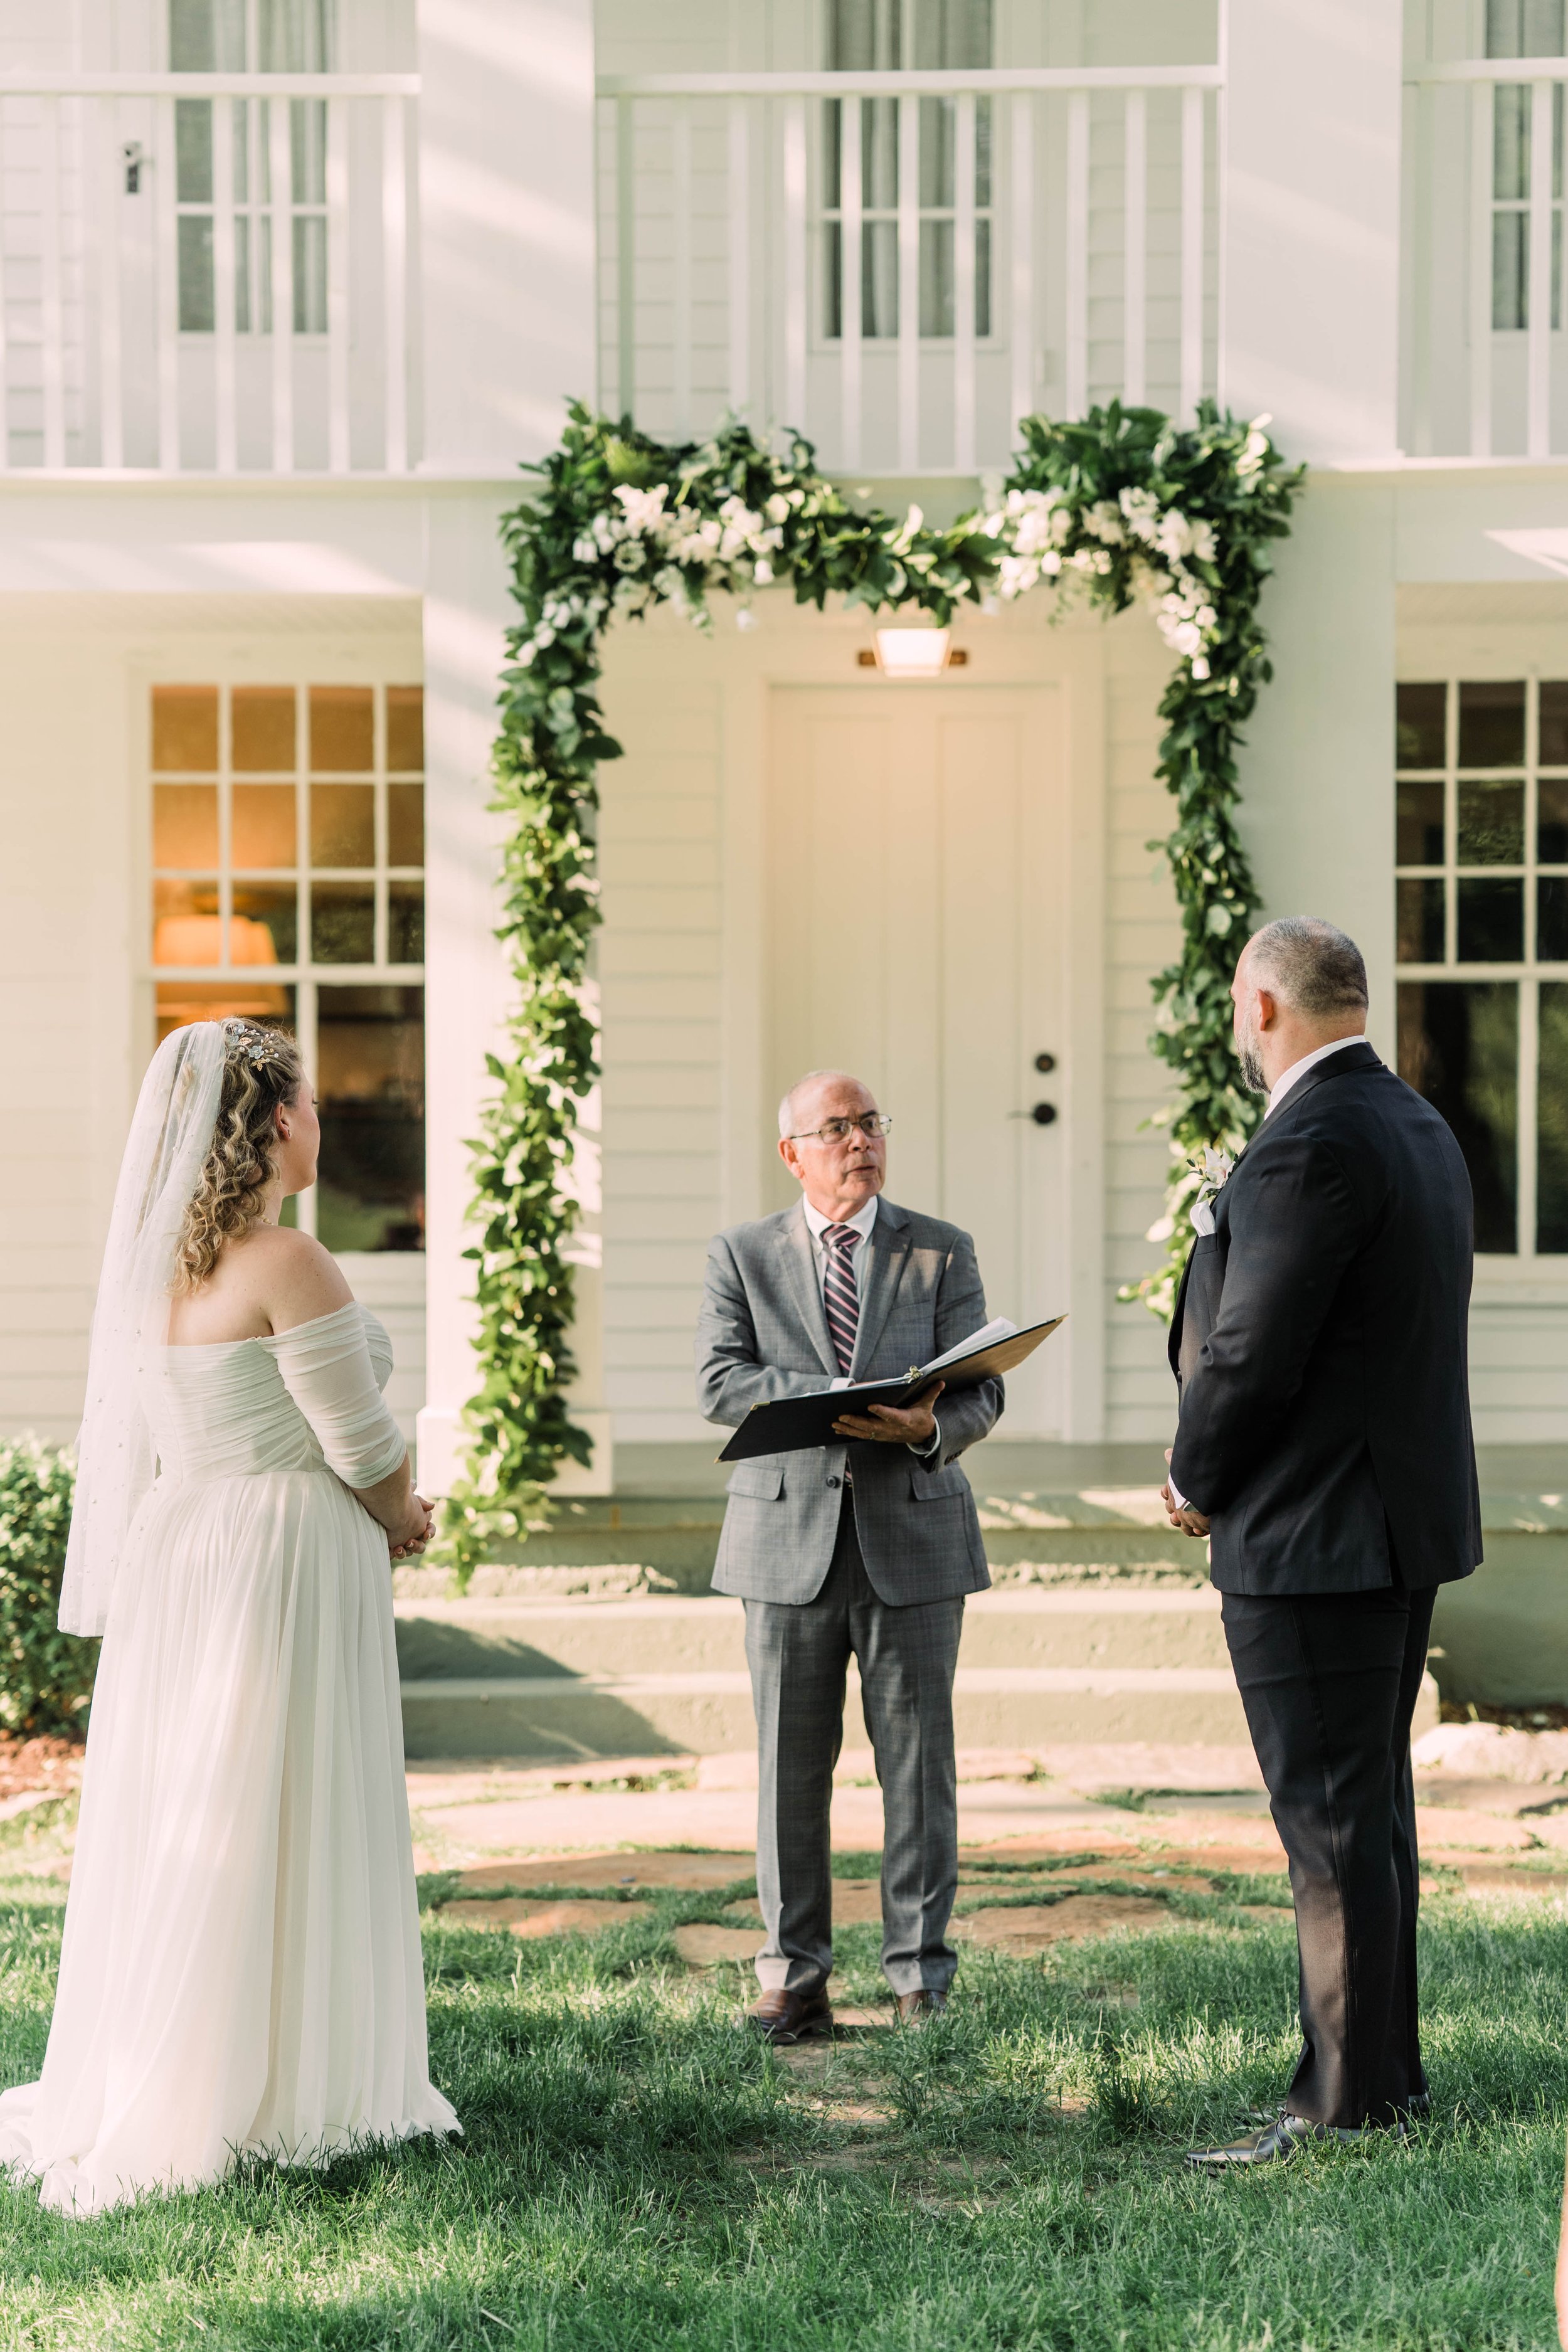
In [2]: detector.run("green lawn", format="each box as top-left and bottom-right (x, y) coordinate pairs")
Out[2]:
(1, 1809), (1564, 2350)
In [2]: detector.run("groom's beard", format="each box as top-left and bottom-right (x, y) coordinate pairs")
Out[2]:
(1237, 1025), (1269, 1094)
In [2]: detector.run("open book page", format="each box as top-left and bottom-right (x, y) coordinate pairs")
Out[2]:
(917, 1316), (1018, 1380)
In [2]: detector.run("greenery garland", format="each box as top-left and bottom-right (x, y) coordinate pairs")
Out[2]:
(436, 400), (1300, 1577)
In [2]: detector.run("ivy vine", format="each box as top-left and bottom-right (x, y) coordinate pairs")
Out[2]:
(435, 399), (1301, 1577)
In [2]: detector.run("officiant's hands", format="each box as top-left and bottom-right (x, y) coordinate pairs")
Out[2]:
(832, 1382), (945, 1446)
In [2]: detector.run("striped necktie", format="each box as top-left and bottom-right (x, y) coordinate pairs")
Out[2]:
(822, 1225), (862, 1376)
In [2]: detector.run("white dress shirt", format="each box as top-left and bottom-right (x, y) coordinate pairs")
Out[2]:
(800, 1192), (941, 1457)
(1169, 1034), (1371, 1514)
(1266, 1034), (1370, 1118)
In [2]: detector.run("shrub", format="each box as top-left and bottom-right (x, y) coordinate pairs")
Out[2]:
(0, 1439), (93, 1737)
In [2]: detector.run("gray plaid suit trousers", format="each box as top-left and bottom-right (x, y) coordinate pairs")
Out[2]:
(744, 1493), (965, 1997)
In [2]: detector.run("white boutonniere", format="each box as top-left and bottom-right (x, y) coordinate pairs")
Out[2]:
(1189, 1146), (1236, 1236)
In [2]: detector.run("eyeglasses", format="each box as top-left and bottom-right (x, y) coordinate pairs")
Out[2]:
(788, 1114), (894, 1144)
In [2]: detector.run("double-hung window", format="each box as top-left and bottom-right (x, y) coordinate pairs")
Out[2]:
(171, 0), (334, 337)
(150, 678), (425, 1254)
(1396, 675), (1568, 1258)
(822, 0), (994, 344)
(1486, 0), (1565, 332)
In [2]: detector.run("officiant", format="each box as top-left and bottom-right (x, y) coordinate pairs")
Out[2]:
(695, 1070), (1005, 2042)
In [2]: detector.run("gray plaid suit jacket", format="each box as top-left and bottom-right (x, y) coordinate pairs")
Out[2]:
(694, 1195), (1004, 1606)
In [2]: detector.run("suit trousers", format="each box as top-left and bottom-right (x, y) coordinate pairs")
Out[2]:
(1221, 1581), (1436, 2128)
(743, 1495), (965, 1998)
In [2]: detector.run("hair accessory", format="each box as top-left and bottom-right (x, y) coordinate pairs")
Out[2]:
(223, 1019), (293, 1072)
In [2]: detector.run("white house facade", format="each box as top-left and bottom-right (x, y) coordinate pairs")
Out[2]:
(5, 0), (1568, 1492)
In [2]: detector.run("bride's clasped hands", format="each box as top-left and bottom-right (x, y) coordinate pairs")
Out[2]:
(0, 1017), (459, 2215)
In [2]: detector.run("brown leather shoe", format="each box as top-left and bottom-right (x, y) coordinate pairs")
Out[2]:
(746, 1986), (834, 2044)
(895, 1989), (948, 2026)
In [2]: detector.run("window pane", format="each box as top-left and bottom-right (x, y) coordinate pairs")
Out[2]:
(233, 686), (296, 770)
(824, 220), (844, 340)
(388, 781), (423, 866)
(290, 95), (327, 204)
(862, 219), (898, 337)
(1397, 980), (1518, 1252)
(153, 783), (218, 869)
(1458, 876), (1525, 960)
(232, 882), (296, 965)
(919, 217), (954, 336)
(863, 95), (898, 208)
(233, 783), (297, 867)
(175, 98), (213, 203)
(1458, 778), (1525, 863)
(911, 0), (992, 69)
(311, 882), (374, 963)
(1539, 981), (1568, 1249)
(975, 216), (991, 338)
(827, 0), (903, 71)
(262, 0), (335, 72)
(177, 215), (215, 333)
(293, 213), (327, 334)
(1541, 877), (1568, 958)
(1542, 682), (1568, 765)
(171, 0), (247, 71)
(156, 981), (294, 1049)
(315, 984), (425, 1253)
(1494, 206), (1528, 331)
(386, 686), (423, 772)
(1397, 780), (1445, 864)
(1486, 0), (1567, 58)
(919, 96), (955, 207)
(1495, 84), (1532, 201)
(1544, 777), (1568, 861)
(1458, 679), (1527, 765)
(1396, 682), (1446, 766)
(388, 881), (423, 963)
(1398, 878), (1445, 963)
(310, 686), (373, 771)
(152, 686), (219, 771)
(310, 783), (374, 867)
(153, 880), (221, 966)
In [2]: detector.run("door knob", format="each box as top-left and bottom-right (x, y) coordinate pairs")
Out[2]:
(1034, 1051), (1056, 1073)
(1009, 1103), (1058, 1125)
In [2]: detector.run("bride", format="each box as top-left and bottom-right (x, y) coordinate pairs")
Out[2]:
(0, 1018), (460, 2213)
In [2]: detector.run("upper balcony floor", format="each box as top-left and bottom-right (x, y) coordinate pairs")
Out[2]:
(4, 0), (1567, 484)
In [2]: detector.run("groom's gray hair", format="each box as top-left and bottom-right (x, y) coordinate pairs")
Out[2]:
(1244, 918), (1369, 1018)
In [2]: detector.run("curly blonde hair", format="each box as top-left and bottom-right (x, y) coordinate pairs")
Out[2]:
(172, 1022), (305, 1293)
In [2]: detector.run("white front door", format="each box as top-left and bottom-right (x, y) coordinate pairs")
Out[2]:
(766, 685), (1070, 1436)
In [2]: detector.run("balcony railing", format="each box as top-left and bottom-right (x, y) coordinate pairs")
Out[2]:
(1406, 56), (1568, 460)
(0, 71), (418, 474)
(596, 65), (1222, 476)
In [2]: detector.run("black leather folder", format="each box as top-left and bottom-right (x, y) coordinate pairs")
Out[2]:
(715, 1315), (1067, 1464)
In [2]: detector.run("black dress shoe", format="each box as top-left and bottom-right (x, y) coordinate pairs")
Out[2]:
(1402, 2089), (1432, 2119)
(1185, 2112), (1406, 2168)
(746, 1986), (834, 2044)
(895, 1988), (948, 2027)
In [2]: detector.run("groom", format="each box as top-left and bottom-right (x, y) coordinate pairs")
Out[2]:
(1165, 918), (1480, 2164)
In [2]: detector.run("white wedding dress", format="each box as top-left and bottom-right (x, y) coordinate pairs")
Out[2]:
(0, 1299), (459, 2214)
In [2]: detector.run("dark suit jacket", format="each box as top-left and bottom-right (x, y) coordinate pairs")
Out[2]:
(694, 1195), (1004, 1604)
(1168, 1040), (1482, 1596)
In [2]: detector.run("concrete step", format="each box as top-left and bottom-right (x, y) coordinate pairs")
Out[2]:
(396, 1586), (1251, 1759)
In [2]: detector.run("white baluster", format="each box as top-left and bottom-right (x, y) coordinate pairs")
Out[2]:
(727, 96), (750, 413)
(327, 96), (349, 471)
(671, 100), (692, 438)
(269, 95), (293, 472)
(897, 88), (918, 470)
(1010, 90), (1034, 436)
(840, 92), (862, 471)
(1123, 89), (1147, 407)
(0, 104), (10, 472)
(1470, 78), (1493, 457)
(155, 92), (178, 470)
(1528, 76), (1552, 458)
(1180, 85), (1204, 420)
(382, 92), (408, 472)
(95, 95), (122, 468)
(617, 95), (635, 422)
(954, 91), (976, 472)
(213, 97), (236, 472)
(1064, 91), (1089, 420)
(783, 95), (807, 431)
(40, 95), (65, 467)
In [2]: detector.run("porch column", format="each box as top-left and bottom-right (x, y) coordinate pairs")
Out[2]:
(1219, 0), (1401, 1041)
